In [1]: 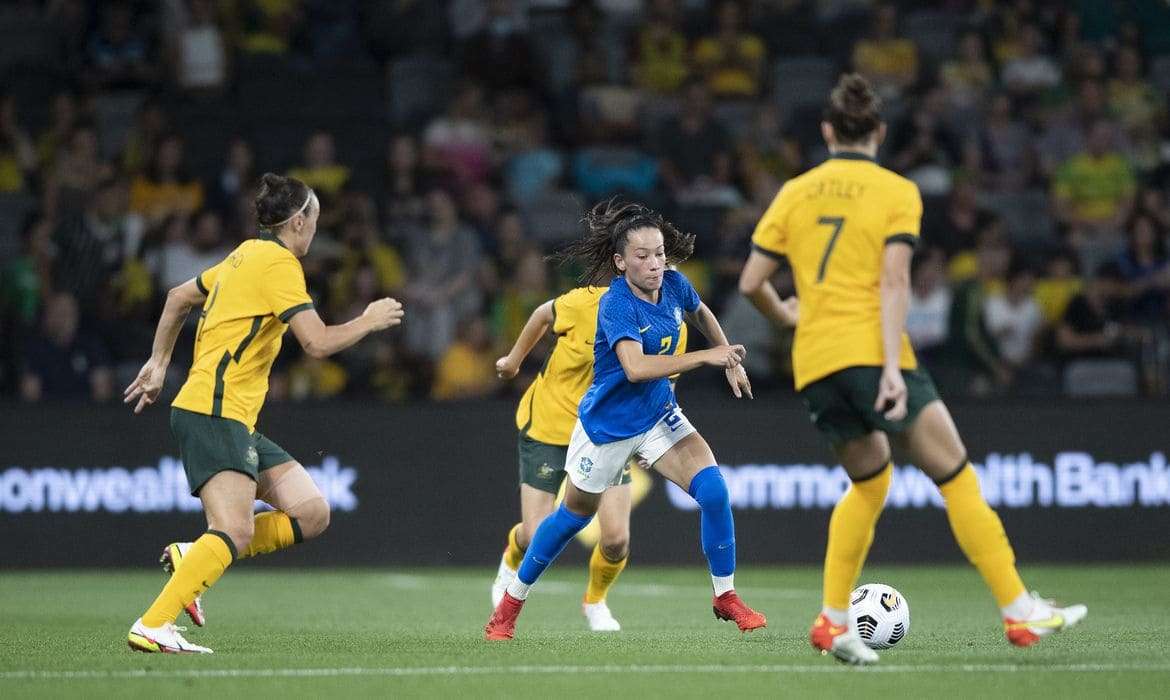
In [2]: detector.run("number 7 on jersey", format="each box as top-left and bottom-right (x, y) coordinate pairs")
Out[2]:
(815, 216), (845, 283)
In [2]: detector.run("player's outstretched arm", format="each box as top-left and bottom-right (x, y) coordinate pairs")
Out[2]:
(876, 242), (913, 420)
(124, 278), (206, 413)
(496, 300), (554, 379)
(738, 250), (799, 328)
(613, 339), (744, 384)
(289, 298), (403, 360)
(685, 302), (754, 399)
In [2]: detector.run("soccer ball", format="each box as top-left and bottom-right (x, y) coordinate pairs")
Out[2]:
(848, 583), (910, 650)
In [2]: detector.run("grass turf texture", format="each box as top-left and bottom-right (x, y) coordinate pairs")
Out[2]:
(2, 565), (1168, 698)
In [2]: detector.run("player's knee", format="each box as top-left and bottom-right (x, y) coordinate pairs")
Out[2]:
(600, 537), (629, 562)
(220, 519), (254, 554)
(291, 497), (330, 540)
(518, 523), (536, 550)
(689, 467), (729, 509)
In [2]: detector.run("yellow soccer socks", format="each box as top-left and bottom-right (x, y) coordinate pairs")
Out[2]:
(823, 463), (892, 615)
(938, 462), (1027, 607)
(142, 531), (234, 627)
(503, 523), (525, 571)
(584, 544), (628, 604)
(240, 511), (301, 560)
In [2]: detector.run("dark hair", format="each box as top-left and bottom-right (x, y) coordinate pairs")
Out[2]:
(911, 245), (945, 274)
(1126, 212), (1168, 261)
(254, 172), (313, 230)
(1006, 256), (1035, 282)
(1094, 261), (1125, 283)
(824, 73), (882, 144)
(147, 131), (191, 182)
(553, 198), (695, 285)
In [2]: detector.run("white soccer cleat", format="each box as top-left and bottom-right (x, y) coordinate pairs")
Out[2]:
(1004, 591), (1088, 647)
(829, 629), (879, 665)
(127, 618), (212, 654)
(160, 542), (205, 627)
(810, 614), (879, 665)
(491, 551), (517, 609)
(583, 601), (621, 632)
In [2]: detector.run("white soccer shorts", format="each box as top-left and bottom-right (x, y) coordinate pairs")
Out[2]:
(566, 405), (697, 493)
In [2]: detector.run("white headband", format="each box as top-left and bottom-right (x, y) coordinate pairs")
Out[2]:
(269, 190), (314, 229)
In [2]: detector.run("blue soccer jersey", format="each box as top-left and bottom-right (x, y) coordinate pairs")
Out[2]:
(578, 269), (701, 444)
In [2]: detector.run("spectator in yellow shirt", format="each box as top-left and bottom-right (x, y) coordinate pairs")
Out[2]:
(129, 133), (205, 226)
(693, 0), (767, 99)
(0, 93), (37, 194)
(289, 130), (350, 230)
(1053, 121), (1136, 234)
(851, 4), (919, 99)
(432, 316), (497, 400)
(632, 0), (689, 95)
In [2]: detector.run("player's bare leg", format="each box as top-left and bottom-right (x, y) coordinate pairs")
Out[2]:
(129, 471), (256, 654)
(812, 431), (890, 665)
(493, 485), (556, 607)
(894, 401), (1086, 646)
(653, 433), (765, 632)
(486, 483), (601, 640)
(583, 484), (631, 631)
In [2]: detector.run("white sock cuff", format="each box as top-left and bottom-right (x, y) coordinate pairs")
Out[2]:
(1001, 591), (1035, 620)
(507, 579), (533, 601)
(712, 574), (735, 596)
(822, 606), (848, 626)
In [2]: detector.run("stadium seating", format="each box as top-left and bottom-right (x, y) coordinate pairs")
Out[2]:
(1063, 358), (1139, 397)
(980, 190), (1057, 249)
(0, 192), (36, 260)
(520, 189), (585, 244)
(902, 9), (960, 64)
(772, 56), (837, 123)
(387, 54), (454, 128)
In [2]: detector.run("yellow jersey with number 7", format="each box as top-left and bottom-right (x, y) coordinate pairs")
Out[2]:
(751, 152), (921, 390)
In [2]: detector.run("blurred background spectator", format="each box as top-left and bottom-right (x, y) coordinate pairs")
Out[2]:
(1, 0), (1168, 403)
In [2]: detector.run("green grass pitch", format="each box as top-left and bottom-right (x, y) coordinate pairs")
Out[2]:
(2, 565), (1168, 698)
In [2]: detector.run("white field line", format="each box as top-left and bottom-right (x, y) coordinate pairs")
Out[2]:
(383, 574), (816, 599)
(4, 663), (1170, 681)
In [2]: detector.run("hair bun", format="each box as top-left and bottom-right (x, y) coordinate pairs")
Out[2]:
(254, 172), (310, 230)
(825, 73), (881, 143)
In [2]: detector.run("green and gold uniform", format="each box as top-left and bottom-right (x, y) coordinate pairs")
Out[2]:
(752, 152), (938, 444)
(516, 286), (688, 492)
(171, 234), (315, 494)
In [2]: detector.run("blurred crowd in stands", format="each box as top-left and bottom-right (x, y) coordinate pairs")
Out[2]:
(2, 0), (1170, 404)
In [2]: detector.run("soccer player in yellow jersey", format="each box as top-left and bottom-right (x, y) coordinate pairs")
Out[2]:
(491, 283), (688, 631)
(739, 74), (1086, 665)
(122, 173), (403, 653)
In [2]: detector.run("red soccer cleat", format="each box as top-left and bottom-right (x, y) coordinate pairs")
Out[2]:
(809, 613), (878, 665)
(484, 591), (525, 640)
(712, 590), (767, 632)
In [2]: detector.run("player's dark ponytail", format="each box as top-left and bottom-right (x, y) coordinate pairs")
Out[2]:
(825, 73), (882, 144)
(254, 172), (313, 231)
(553, 198), (696, 285)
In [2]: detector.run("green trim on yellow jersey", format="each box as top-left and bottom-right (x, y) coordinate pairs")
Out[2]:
(885, 233), (919, 248)
(278, 302), (315, 323)
(830, 151), (876, 162)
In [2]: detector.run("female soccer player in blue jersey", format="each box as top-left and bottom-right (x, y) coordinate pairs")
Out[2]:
(484, 200), (767, 640)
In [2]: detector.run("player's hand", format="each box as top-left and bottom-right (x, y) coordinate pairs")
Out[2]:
(703, 344), (746, 369)
(364, 298), (404, 331)
(725, 364), (753, 399)
(874, 366), (908, 421)
(780, 296), (800, 326)
(123, 358), (167, 414)
(495, 354), (521, 380)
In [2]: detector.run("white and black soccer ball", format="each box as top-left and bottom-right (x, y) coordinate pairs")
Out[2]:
(848, 583), (910, 650)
